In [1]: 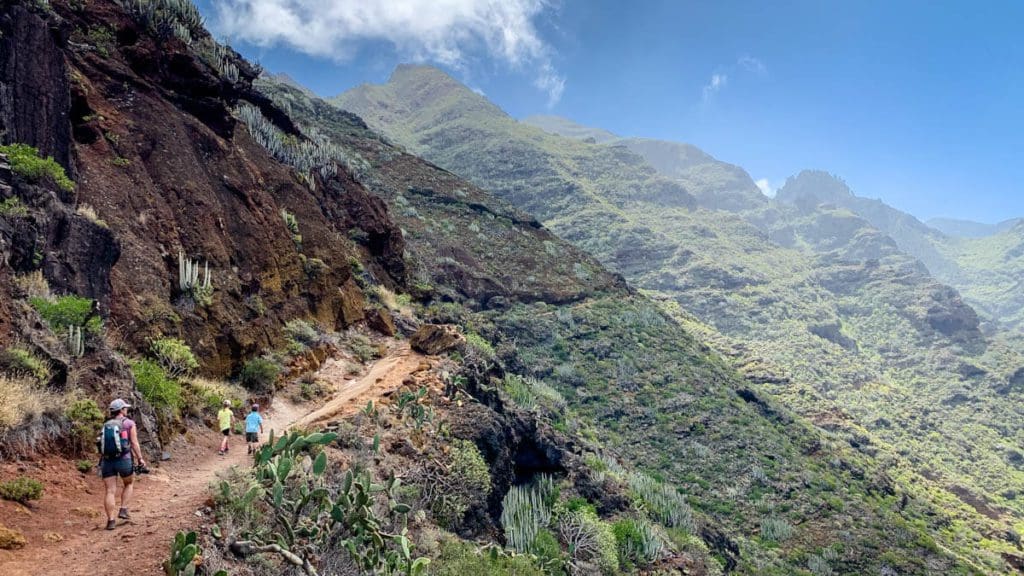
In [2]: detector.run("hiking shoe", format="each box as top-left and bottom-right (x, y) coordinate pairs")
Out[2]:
(218, 450), (225, 456)
(118, 508), (130, 520)
(105, 520), (116, 530)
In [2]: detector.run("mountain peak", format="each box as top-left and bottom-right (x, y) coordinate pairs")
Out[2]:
(775, 169), (854, 209)
(388, 63), (459, 85)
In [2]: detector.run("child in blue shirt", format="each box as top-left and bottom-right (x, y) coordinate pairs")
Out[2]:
(245, 404), (264, 454)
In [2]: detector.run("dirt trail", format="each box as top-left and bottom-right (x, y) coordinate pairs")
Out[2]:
(0, 343), (423, 575)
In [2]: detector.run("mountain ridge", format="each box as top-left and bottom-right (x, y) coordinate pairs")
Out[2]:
(332, 63), (1024, 573)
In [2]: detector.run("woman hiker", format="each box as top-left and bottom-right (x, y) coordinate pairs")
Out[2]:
(101, 398), (147, 530)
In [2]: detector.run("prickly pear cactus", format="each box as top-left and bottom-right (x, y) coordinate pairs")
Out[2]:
(243, 429), (430, 575)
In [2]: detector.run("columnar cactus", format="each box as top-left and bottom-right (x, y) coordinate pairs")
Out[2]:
(67, 325), (84, 358)
(178, 250), (213, 306)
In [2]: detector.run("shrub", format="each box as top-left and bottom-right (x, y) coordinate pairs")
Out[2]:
(760, 515), (794, 542)
(464, 331), (495, 358)
(433, 539), (545, 576)
(502, 374), (566, 413)
(0, 347), (50, 381)
(0, 197), (28, 217)
(348, 334), (381, 363)
(626, 472), (695, 533)
(76, 460), (93, 473)
(0, 143), (74, 192)
(29, 295), (102, 335)
(502, 374), (537, 410)
(150, 337), (199, 378)
(414, 438), (492, 529)
(613, 517), (666, 568)
(238, 357), (280, 393)
(65, 398), (104, 453)
(0, 476), (43, 504)
(217, 430), (428, 574)
(131, 358), (182, 411)
(532, 528), (565, 572)
(557, 506), (618, 575)
(284, 319), (318, 352)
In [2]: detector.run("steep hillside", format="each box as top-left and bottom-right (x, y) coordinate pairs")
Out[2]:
(522, 114), (767, 212)
(523, 114), (619, 143)
(774, 170), (958, 280)
(275, 76), (1024, 573)
(333, 64), (1024, 571)
(935, 222), (1024, 332)
(771, 171), (1024, 335)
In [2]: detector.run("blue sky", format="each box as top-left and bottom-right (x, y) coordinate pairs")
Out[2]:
(198, 0), (1024, 224)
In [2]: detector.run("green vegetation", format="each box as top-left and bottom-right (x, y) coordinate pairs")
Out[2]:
(29, 294), (102, 335)
(238, 357), (280, 393)
(211, 429), (429, 574)
(65, 398), (104, 454)
(0, 476), (43, 504)
(281, 208), (302, 246)
(612, 517), (666, 568)
(283, 318), (318, 353)
(433, 539), (545, 576)
(150, 337), (198, 378)
(164, 530), (227, 576)
(320, 66), (1024, 572)
(177, 251), (213, 307)
(416, 438), (492, 528)
(0, 197), (28, 217)
(76, 460), (93, 473)
(0, 143), (73, 192)
(0, 346), (50, 381)
(501, 481), (553, 554)
(185, 378), (246, 413)
(131, 359), (182, 412)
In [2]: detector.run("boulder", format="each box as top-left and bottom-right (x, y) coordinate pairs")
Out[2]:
(366, 307), (397, 337)
(409, 324), (464, 355)
(0, 525), (26, 550)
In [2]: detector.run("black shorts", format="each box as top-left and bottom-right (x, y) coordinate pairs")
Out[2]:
(101, 458), (133, 478)
(245, 432), (258, 443)
(222, 429), (230, 436)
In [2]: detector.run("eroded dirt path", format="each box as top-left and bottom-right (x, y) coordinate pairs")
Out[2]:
(0, 342), (423, 575)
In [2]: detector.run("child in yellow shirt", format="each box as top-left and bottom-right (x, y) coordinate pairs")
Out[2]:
(217, 400), (233, 455)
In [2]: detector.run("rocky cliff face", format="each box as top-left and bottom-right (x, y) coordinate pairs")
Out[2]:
(0, 0), (412, 377)
(0, 3), (73, 177)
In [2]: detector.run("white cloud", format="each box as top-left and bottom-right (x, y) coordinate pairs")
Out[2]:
(212, 0), (565, 105)
(700, 56), (766, 104)
(702, 73), (728, 102)
(755, 178), (776, 197)
(737, 55), (768, 76)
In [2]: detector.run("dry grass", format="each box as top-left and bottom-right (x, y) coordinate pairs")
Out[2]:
(12, 270), (50, 299)
(0, 375), (57, 429)
(75, 204), (108, 228)
(187, 377), (249, 411)
(0, 375), (65, 459)
(372, 285), (414, 316)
